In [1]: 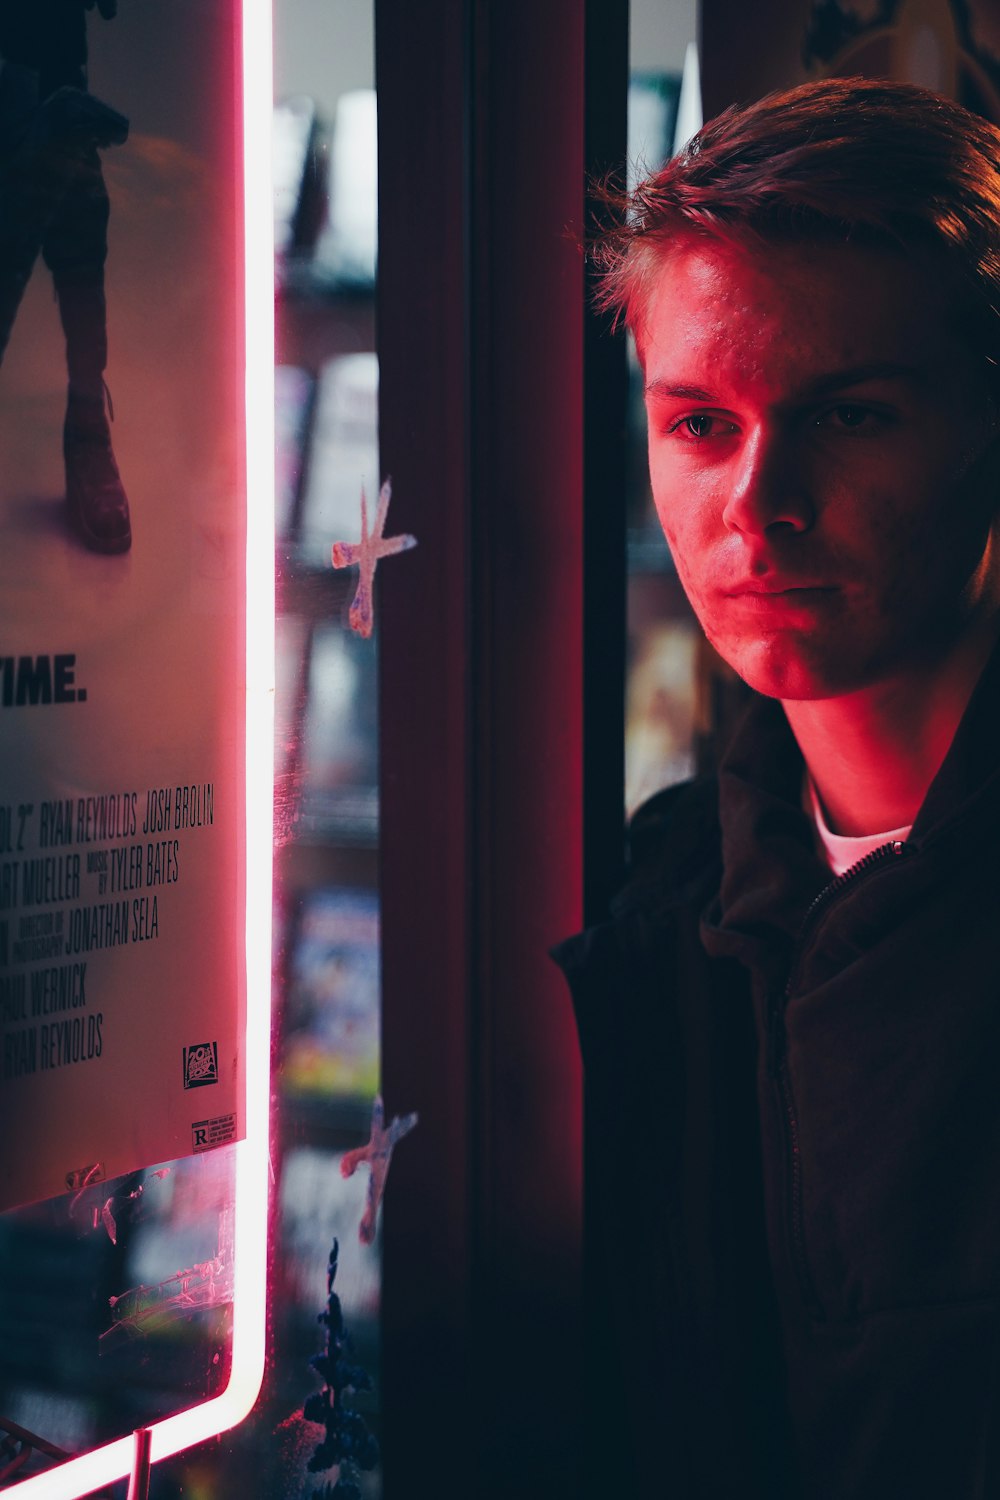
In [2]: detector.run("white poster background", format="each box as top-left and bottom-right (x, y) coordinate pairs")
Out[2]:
(0, 0), (246, 1213)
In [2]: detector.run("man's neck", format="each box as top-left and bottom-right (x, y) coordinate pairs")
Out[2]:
(783, 618), (1000, 837)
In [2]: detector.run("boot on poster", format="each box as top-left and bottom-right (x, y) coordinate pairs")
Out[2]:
(56, 272), (131, 554)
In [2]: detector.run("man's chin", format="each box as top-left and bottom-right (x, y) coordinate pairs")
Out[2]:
(716, 639), (859, 703)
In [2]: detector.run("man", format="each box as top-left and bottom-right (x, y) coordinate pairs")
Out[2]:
(0, 0), (130, 553)
(554, 77), (1000, 1499)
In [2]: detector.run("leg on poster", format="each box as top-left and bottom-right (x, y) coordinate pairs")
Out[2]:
(45, 152), (132, 555)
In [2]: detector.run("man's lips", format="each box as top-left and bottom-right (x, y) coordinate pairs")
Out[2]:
(723, 579), (839, 596)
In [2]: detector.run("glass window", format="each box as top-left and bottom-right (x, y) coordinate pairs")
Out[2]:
(624, 0), (704, 817)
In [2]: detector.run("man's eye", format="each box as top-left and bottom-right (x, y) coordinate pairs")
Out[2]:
(666, 414), (737, 441)
(815, 404), (882, 433)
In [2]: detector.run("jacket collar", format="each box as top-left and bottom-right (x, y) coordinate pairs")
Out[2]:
(700, 695), (828, 977)
(700, 635), (1000, 974)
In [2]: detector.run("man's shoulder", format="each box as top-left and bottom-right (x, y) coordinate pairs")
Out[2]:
(613, 773), (722, 920)
(551, 774), (723, 1093)
(550, 773), (721, 996)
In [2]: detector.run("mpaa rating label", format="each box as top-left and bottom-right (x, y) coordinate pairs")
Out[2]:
(191, 1112), (237, 1154)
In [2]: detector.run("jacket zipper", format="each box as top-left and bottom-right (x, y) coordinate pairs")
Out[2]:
(770, 838), (909, 1316)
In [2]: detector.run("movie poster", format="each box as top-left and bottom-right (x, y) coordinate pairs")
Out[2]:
(0, 0), (246, 1212)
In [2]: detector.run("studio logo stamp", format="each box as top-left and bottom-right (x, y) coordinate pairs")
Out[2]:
(183, 1041), (219, 1089)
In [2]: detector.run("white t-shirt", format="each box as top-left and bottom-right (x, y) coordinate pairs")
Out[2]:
(806, 776), (912, 878)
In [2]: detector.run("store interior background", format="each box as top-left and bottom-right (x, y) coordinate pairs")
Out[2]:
(259, 2), (699, 1497)
(269, 8), (700, 1499)
(265, 3), (700, 1497)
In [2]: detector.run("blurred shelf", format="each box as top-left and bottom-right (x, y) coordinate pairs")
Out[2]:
(276, 287), (375, 376)
(277, 1095), (379, 1151)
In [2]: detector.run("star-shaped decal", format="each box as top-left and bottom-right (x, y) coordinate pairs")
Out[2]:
(331, 477), (417, 638)
(340, 1094), (418, 1245)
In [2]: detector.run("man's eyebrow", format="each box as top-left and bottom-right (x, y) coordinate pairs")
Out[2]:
(644, 363), (924, 403)
(644, 380), (715, 401)
(797, 362), (925, 398)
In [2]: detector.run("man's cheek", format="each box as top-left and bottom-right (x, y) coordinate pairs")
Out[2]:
(657, 522), (696, 587)
(667, 551), (710, 621)
(654, 503), (683, 556)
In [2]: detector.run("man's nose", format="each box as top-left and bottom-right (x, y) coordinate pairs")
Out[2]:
(720, 426), (814, 536)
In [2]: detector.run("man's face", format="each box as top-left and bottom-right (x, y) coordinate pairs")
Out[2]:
(642, 233), (1000, 701)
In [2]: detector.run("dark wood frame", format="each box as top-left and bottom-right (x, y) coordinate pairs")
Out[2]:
(377, 4), (628, 1494)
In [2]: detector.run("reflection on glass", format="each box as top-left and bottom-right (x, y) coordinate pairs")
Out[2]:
(0, 1152), (235, 1463)
(625, 1), (703, 816)
(266, 4), (383, 1497)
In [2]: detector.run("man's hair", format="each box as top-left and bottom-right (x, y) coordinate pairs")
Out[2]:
(592, 77), (1000, 367)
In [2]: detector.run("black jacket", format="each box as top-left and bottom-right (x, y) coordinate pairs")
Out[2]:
(554, 648), (1000, 1499)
